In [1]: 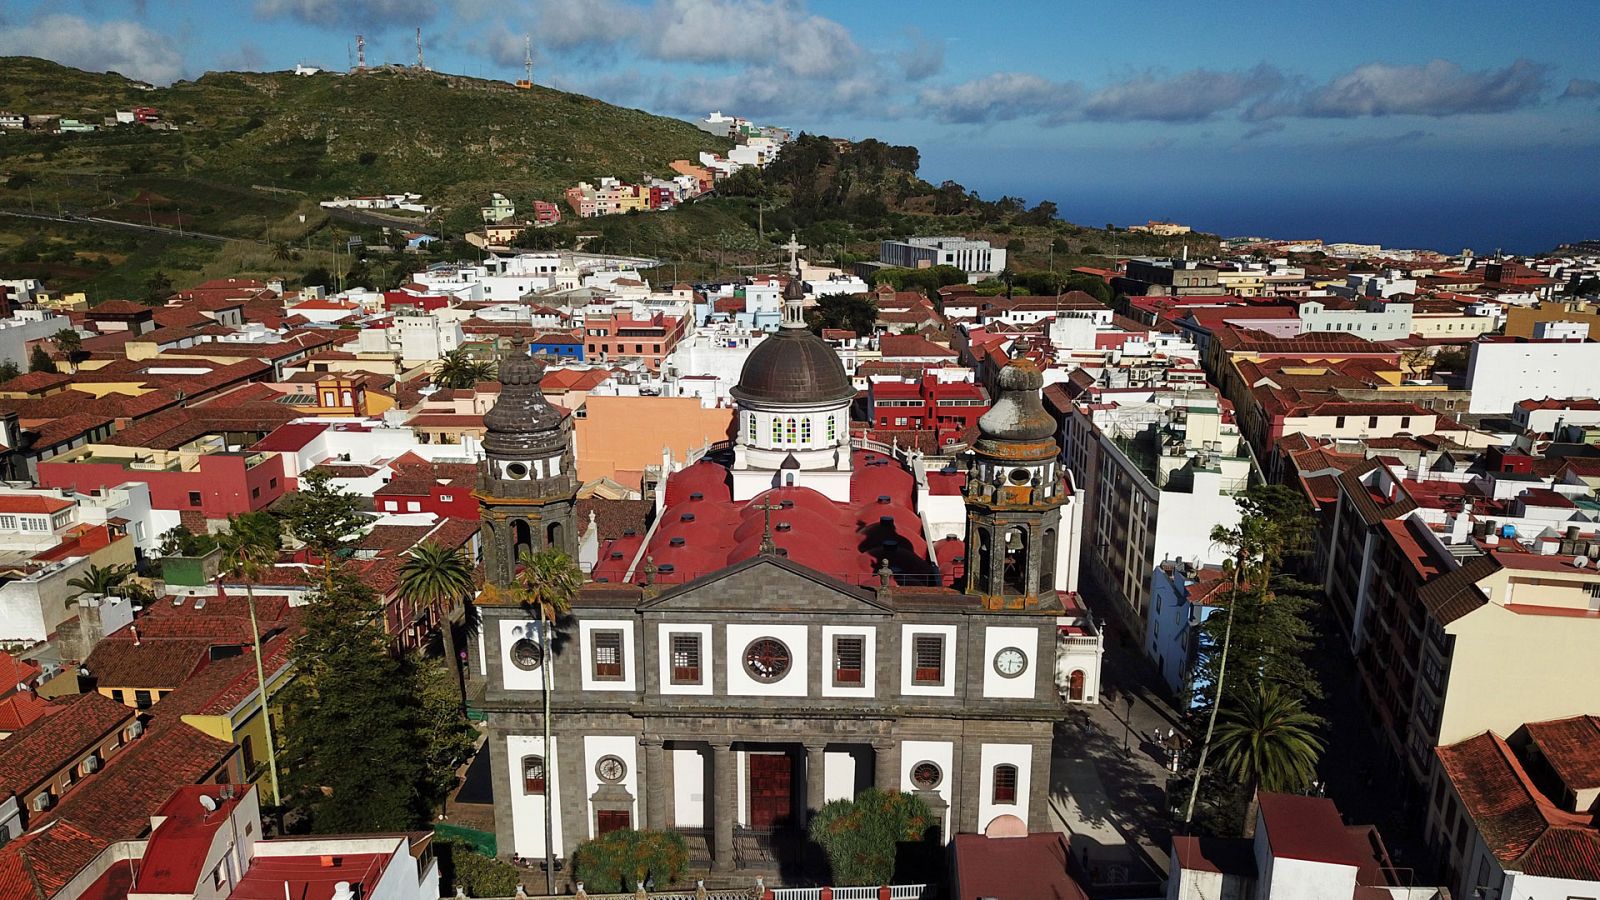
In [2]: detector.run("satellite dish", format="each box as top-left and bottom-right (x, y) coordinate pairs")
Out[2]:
(199, 795), (218, 813)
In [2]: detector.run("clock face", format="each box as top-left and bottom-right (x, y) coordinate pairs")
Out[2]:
(596, 755), (626, 783)
(511, 638), (543, 670)
(994, 647), (1028, 678)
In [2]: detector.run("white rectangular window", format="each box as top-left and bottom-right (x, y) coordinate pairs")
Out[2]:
(0, 515), (15, 530)
(833, 635), (865, 687)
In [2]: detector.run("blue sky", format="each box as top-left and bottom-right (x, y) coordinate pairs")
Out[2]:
(3, 0), (1599, 250)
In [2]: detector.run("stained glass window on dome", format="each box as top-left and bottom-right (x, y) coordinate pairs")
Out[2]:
(772, 417), (782, 443)
(786, 418), (797, 442)
(801, 418), (812, 442)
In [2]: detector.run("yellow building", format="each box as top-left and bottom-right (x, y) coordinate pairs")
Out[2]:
(1504, 299), (1600, 339)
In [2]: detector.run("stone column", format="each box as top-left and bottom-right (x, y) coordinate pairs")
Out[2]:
(711, 741), (735, 872)
(805, 743), (827, 822)
(642, 736), (669, 830)
(871, 738), (898, 792)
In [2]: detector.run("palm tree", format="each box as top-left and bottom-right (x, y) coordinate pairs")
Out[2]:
(270, 240), (293, 263)
(66, 563), (134, 605)
(52, 328), (82, 373)
(513, 546), (581, 896)
(397, 542), (475, 708)
(1213, 684), (1324, 827)
(431, 350), (497, 390)
(217, 523), (284, 810)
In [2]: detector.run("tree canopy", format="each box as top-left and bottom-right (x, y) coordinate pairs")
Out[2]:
(809, 789), (936, 887)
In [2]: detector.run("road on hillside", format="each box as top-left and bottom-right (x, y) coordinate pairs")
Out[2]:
(0, 209), (247, 244)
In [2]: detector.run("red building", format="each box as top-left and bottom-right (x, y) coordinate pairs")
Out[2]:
(648, 186), (676, 210)
(866, 375), (990, 441)
(38, 451), (287, 521)
(531, 200), (562, 224)
(373, 456), (480, 520)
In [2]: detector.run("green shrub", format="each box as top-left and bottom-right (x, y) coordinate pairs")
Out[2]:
(572, 829), (688, 893)
(808, 789), (936, 887)
(436, 840), (520, 898)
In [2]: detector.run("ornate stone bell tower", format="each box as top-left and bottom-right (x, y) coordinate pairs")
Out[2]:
(475, 344), (579, 588)
(962, 359), (1065, 608)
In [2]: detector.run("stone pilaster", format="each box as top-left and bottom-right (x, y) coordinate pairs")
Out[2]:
(642, 735), (669, 831)
(871, 738), (898, 792)
(805, 742), (827, 822)
(711, 741), (735, 872)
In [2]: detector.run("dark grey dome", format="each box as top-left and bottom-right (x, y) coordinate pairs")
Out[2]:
(482, 351), (567, 456)
(731, 329), (855, 406)
(977, 359), (1055, 442)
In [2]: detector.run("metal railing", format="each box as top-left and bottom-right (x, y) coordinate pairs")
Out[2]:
(773, 887), (931, 900)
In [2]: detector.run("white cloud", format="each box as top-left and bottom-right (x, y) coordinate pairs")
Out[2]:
(898, 29), (944, 82)
(920, 72), (1081, 124)
(644, 0), (859, 78)
(0, 14), (184, 84)
(1083, 65), (1284, 122)
(1263, 58), (1548, 118)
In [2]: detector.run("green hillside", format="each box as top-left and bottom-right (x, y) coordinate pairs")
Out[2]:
(0, 57), (1214, 300)
(0, 56), (728, 208)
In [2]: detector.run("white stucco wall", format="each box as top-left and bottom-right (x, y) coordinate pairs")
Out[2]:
(577, 619), (637, 692)
(507, 734), (564, 858)
(820, 625), (876, 698)
(899, 624), (958, 697)
(580, 734), (640, 839)
(723, 623), (809, 697)
(900, 739), (955, 839)
(981, 625), (1040, 700)
(976, 742), (1032, 833)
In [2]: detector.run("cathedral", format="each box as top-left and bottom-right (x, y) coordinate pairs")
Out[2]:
(472, 273), (1102, 872)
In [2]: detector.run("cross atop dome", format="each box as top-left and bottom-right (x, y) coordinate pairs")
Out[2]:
(781, 232), (808, 329)
(783, 232), (806, 271)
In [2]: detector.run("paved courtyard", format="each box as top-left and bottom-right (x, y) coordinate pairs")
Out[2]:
(1048, 620), (1183, 893)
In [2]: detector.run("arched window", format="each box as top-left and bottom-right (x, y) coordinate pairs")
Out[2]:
(523, 755), (546, 795)
(800, 418), (812, 443)
(992, 764), (1018, 804)
(827, 415), (836, 443)
(1040, 528), (1057, 590)
(771, 417), (783, 444)
(747, 413), (756, 440)
(786, 418), (797, 443)
(1068, 670), (1086, 702)
(546, 520), (563, 550)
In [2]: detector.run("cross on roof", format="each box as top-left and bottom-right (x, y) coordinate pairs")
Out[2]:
(750, 497), (782, 554)
(783, 233), (806, 273)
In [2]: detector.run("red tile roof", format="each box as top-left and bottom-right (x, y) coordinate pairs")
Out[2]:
(36, 723), (236, 841)
(1525, 716), (1600, 792)
(1437, 729), (1600, 880)
(0, 692), (133, 797)
(0, 371), (73, 394)
(0, 820), (111, 900)
(952, 832), (1088, 900)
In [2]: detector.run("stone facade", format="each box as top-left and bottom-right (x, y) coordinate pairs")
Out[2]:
(479, 555), (1059, 870)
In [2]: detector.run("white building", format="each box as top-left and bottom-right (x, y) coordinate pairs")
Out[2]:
(1466, 337), (1600, 414)
(661, 325), (767, 405)
(1169, 792), (1444, 900)
(0, 309), (71, 368)
(1297, 298), (1414, 340)
(880, 237), (1006, 278)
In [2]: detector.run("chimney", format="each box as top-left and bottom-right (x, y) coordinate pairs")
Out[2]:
(331, 883), (354, 900)
(130, 625), (140, 647)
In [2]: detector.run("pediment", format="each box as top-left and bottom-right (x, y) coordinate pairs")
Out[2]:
(641, 554), (892, 614)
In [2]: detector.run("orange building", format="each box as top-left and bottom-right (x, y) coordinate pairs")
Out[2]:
(583, 312), (686, 372)
(574, 395), (734, 489)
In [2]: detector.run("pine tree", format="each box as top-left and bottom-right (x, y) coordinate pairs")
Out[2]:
(279, 567), (430, 832)
(28, 344), (57, 374)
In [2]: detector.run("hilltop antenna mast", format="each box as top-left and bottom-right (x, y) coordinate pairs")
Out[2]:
(356, 34), (366, 71)
(416, 27), (425, 70)
(524, 36), (533, 85)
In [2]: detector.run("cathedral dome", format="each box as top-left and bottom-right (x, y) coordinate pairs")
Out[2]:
(731, 328), (855, 406)
(482, 350), (567, 456)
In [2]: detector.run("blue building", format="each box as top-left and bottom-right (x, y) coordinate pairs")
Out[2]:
(529, 335), (584, 361)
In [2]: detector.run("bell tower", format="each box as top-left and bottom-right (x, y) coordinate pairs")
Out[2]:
(475, 344), (579, 587)
(962, 359), (1065, 608)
